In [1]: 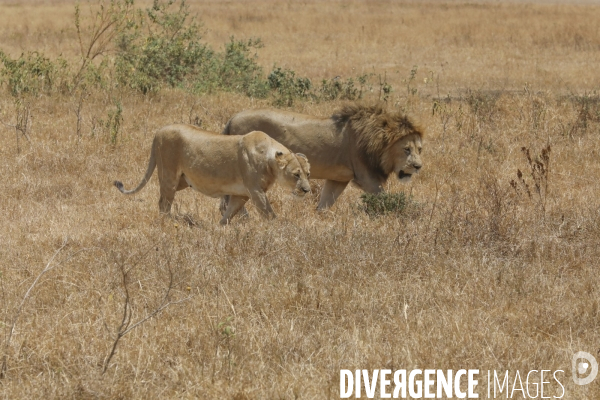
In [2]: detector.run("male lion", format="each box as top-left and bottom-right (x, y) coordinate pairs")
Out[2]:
(221, 104), (423, 210)
(114, 125), (311, 224)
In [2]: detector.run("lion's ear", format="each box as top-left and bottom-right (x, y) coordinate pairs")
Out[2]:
(296, 153), (308, 161)
(275, 151), (287, 169)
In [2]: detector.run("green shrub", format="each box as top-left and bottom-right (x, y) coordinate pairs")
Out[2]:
(267, 69), (376, 105)
(115, 0), (211, 93)
(112, 1), (268, 96)
(318, 75), (367, 101)
(0, 0), (391, 105)
(267, 66), (311, 106)
(193, 37), (269, 97)
(0, 51), (69, 96)
(215, 38), (269, 97)
(360, 192), (412, 217)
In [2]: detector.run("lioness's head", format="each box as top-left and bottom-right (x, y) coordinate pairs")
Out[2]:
(275, 152), (311, 197)
(386, 133), (423, 182)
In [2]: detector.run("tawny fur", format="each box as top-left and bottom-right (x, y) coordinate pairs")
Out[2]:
(114, 125), (311, 224)
(331, 103), (424, 177)
(222, 103), (423, 209)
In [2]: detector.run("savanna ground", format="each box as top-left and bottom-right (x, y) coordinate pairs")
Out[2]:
(1, 0), (600, 398)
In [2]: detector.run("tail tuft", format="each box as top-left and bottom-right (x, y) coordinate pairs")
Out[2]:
(114, 180), (125, 193)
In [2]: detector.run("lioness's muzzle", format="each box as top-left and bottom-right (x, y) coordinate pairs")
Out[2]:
(293, 187), (310, 197)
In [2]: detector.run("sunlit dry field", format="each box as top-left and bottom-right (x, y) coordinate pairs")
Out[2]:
(1, 0), (600, 398)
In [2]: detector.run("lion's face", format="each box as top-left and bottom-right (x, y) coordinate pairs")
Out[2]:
(276, 152), (311, 197)
(387, 133), (423, 181)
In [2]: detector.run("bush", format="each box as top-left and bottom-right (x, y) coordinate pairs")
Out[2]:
(360, 192), (412, 217)
(112, 0), (268, 96)
(0, 51), (69, 96)
(267, 66), (311, 106)
(217, 38), (269, 96)
(318, 75), (367, 101)
(0, 0), (389, 105)
(194, 38), (268, 97)
(114, 0), (212, 93)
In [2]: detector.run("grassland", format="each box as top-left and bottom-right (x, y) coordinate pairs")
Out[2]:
(1, 0), (600, 398)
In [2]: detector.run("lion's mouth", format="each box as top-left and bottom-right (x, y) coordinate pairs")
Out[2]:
(398, 171), (412, 180)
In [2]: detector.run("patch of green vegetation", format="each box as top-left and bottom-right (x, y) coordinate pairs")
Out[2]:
(267, 66), (312, 106)
(114, 0), (211, 93)
(0, 51), (69, 96)
(360, 192), (414, 217)
(194, 37), (269, 97)
(0, 0), (392, 104)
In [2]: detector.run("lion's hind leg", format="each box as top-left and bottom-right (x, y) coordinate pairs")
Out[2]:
(219, 195), (249, 225)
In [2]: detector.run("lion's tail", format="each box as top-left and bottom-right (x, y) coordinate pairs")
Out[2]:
(114, 142), (157, 195)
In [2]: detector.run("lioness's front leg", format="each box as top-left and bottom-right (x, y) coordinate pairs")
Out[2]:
(219, 195), (249, 225)
(317, 180), (349, 210)
(249, 191), (276, 219)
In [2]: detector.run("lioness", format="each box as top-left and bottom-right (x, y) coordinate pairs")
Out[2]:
(221, 104), (423, 210)
(114, 125), (311, 224)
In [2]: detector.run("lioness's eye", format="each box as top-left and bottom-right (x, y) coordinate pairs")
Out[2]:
(418, 147), (422, 154)
(294, 173), (300, 178)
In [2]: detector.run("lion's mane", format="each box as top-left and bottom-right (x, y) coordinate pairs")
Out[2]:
(332, 104), (423, 178)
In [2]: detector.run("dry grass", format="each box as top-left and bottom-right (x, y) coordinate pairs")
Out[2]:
(1, 0), (600, 398)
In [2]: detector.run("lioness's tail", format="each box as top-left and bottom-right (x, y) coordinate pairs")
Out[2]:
(114, 145), (156, 195)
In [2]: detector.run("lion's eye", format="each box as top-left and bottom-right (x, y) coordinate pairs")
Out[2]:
(404, 148), (411, 155)
(418, 147), (422, 154)
(294, 173), (300, 178)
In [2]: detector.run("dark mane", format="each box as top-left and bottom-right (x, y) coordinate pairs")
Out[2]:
(331, 103), (423, 177)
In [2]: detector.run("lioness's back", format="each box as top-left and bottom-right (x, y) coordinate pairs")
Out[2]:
(158, 124), (232, 145)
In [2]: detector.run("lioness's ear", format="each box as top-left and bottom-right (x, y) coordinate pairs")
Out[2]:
(296, 153), (308, 161)
(275, 151), (287, 169)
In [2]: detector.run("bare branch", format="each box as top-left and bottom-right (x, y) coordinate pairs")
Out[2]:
(72, 0), (134, 91)
(102, 254), (191, 374)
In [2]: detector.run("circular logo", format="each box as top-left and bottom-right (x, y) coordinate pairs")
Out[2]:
(572, 351), (598, 385)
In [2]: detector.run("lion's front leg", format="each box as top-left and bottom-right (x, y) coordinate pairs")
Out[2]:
(352, 172), (385, 198)
(219, 195), (249, 225)
(219, 195), (230, 216)
(317, 180), (349, 210)
(220, 195), (249, 218)
(249, 191), (276, 220)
